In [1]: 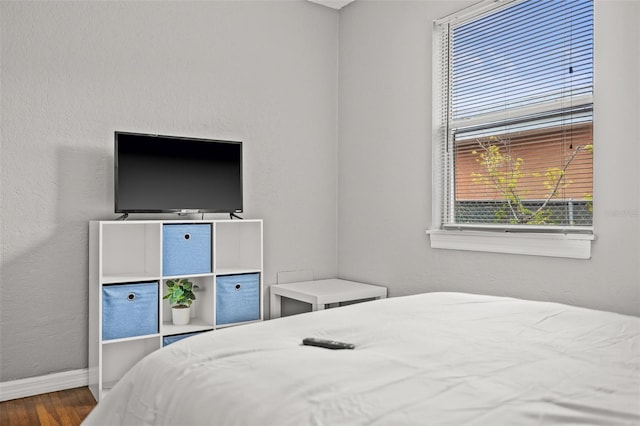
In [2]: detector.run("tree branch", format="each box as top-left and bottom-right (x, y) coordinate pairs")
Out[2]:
(530, 144), (586, 219)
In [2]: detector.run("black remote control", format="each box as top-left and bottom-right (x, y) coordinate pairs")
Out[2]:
(302, 337), (355, 350)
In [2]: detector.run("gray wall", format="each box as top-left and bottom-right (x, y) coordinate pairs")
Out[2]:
(0, 1), (338, 382)
(338, 1), (640, 316)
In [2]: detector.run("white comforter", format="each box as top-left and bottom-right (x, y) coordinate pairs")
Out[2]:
(84, 292), (640, 425)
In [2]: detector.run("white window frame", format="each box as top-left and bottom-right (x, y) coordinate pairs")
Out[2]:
(427, 0), (594, 259)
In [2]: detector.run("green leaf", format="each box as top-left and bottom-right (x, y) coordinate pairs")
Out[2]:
(163, 278), (197, 307)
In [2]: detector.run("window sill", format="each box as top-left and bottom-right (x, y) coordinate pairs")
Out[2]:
(426, 229), (594, 259)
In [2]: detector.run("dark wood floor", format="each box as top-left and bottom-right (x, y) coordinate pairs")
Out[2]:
(0, 387), (96, 426)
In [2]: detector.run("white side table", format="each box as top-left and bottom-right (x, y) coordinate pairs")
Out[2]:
(269, 279), (387, 319)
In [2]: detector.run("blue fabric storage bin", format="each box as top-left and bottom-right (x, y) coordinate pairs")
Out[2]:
(163, 224), (212, 276)
(216, 273), (260, 325)
(162, 330), (209, 347)
(102, 282), (159, 340)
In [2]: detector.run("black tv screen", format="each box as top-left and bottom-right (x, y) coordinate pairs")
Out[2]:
(115, 132), (243, 214)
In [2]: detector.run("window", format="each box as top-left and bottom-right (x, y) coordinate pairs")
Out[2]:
(430, 0), (594, 258)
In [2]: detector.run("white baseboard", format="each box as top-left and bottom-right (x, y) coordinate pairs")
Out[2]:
(0, 369), (88, 402)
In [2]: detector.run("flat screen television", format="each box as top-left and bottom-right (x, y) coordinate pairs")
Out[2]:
(115, 132), (243, 214)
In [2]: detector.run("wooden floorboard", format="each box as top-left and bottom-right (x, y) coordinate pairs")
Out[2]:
(0, 387), (96, 426)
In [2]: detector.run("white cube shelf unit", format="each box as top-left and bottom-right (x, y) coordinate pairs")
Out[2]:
(89, 219), (263, 401)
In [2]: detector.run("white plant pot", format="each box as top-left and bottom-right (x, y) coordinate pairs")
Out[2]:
(172, 306), (191, 325)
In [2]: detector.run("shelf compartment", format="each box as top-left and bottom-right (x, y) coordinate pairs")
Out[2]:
(101, 222), (161, 279)
(216, 273), (260, 325)
(160, 276), (214, 331)
(214, 220), (262, 272)
(102, 281), (159, 341)
(101, 337), (160, 396)
(162, 223), (212, 276)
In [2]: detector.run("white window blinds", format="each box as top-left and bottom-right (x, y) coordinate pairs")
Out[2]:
(434, 0), (594, 232)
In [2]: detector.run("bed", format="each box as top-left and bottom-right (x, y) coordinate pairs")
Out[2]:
(83, 292), (640, 425)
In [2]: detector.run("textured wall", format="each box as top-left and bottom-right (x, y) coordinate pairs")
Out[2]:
(0, 1), (338, 381)
(337, 0), (640, 316)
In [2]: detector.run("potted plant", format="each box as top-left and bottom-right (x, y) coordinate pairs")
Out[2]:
(163, 278), (198, 325)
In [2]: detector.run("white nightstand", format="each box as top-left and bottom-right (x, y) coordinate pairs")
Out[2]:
(269, 279), (387, 319)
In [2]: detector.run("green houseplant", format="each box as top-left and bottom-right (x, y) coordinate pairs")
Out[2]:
(163, 278), (198, 325)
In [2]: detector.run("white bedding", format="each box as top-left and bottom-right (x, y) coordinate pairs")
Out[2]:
(84, 292), (640, 425)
